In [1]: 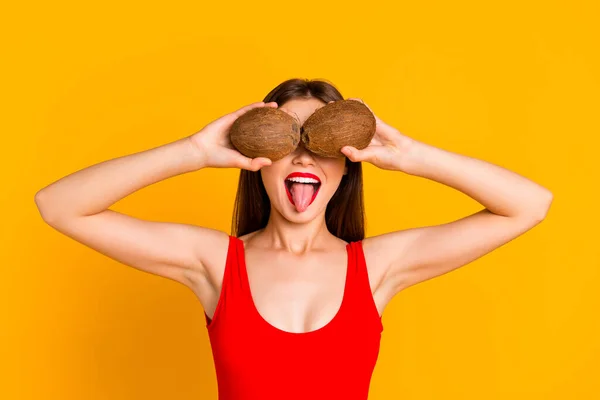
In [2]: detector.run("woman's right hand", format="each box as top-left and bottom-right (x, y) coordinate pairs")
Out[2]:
(189, 101), (278, 171)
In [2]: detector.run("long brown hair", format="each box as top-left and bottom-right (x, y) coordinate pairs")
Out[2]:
(231, 78), (365, 243)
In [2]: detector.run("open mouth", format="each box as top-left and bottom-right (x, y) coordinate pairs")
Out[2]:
(284, 173), (322, 212)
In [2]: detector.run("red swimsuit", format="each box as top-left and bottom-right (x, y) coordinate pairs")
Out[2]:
(204, 235), (384, 400)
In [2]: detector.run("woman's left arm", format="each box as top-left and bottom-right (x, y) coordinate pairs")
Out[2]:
(341, 99), (553, 294)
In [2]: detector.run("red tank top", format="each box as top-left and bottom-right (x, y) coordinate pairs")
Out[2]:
(204, 235), (384, 400)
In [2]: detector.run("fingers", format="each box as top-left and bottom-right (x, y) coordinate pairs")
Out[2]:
(232, 101), (277, 119)
(347, 97), (364, 103)
(235, 101), (265, 115)
(347, 97), (373, 112)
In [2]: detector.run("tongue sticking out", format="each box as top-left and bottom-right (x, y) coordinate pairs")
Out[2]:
(289, 182), (316, 213)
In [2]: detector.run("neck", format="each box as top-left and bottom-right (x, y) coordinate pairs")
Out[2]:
(258, 207), (332, 254)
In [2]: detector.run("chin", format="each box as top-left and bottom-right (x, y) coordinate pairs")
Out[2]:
(287, 208), (322, 222)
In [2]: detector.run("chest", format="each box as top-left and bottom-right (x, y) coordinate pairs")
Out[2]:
(244, 249), (349, 334)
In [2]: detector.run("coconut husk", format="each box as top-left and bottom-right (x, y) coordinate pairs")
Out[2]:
(229, 107), (301, 162)
(301, 99), (376, 158)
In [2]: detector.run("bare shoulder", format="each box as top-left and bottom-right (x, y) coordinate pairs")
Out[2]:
(185, 227), (230, 285)
(195, 229), (263, 290)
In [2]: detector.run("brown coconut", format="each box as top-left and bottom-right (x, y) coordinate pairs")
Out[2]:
(301, 99), (376, 158)
(229, 107), (301, 162)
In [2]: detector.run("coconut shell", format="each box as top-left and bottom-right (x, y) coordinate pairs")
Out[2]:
(301, 99), (376, 158)
(229, 107), (301, 162)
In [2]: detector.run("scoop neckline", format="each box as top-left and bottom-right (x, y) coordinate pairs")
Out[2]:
(237, 237), (351, 336)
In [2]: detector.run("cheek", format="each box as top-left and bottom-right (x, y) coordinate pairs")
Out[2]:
(322, 160), (347, 180)
(317, 162), (346, 196)
(260, 166), (282, 194)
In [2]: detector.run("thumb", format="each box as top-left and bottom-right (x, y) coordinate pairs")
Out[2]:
(342, 146), (376, 163)
(236, 155), (272, 171)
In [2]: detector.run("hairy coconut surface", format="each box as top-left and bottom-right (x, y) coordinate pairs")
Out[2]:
(301, 99), (376, 158)
(229, 107), (301, 161)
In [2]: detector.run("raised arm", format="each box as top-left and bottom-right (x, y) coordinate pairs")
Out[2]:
(34, 101), (275, 287)
(362, 137), (553, 295)
(340, 98), (553, 302)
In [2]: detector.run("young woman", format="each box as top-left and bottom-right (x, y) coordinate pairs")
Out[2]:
(35, 78), (553, 399)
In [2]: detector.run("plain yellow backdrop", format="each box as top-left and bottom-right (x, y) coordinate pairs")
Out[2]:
(2, 0), (598, 399)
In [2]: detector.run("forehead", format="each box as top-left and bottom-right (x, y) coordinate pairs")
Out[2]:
(279, 97), (327, 125)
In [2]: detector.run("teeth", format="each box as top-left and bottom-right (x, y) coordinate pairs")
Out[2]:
(286, 177), (320, 184)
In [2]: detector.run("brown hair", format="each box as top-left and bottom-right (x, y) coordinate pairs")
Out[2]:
(231, 78), (365, 243)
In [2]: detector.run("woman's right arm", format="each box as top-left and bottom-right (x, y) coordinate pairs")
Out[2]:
(34, 101), (275, 287)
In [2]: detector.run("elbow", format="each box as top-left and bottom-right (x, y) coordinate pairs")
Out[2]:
(34, 189), (61, 226)
(531, 189), (554, 222)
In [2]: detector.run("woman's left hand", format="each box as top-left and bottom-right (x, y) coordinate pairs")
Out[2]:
(338, 98), (414, 172)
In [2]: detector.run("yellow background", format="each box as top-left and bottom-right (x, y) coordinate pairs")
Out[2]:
(2, 0), (598, 398)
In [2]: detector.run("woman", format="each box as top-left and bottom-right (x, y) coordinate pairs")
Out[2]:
(35, 78), (553, 399)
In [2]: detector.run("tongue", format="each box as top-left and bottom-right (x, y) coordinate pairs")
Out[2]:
(290, 183), (315, 212)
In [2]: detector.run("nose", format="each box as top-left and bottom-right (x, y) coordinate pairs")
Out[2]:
(292, 142), (316, 166)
